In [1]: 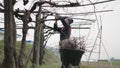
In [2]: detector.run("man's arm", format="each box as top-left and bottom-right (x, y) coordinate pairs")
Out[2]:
(55, 15), (70, 29)
(53, 20), (61, 32)
(59, 17), (70, 29)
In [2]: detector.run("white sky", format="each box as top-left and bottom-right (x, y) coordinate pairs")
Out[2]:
(101, 0), (120, 59)
(0, 0), (120, 61)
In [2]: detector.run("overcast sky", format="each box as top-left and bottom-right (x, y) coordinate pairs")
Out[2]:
(101, 0), (120, 59)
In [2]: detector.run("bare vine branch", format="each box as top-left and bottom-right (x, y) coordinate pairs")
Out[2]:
(42, 0), (115, 7)
(0, 3), (4, 8)
(30, 0), (115, 13)
(23, 0), (28, 5)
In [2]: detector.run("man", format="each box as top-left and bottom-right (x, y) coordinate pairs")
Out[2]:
(54, 15), (73, 41)
(54, 15), (73, 68)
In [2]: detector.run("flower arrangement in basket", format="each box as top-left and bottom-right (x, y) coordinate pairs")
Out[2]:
(59, 37), (86, 51)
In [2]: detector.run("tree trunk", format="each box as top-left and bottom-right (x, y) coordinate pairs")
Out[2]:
(13, 17), (18, 68)
(3, 0), (15, 68)
(39, 23), (44, 65)
(32, 12), (41, 67)
(39, 14), (45, 65)
(18, 11), (30, 68)
(32, 4), (42, 68)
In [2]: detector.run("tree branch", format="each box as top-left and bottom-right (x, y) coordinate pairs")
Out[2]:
(42, 0), (115, 7)
(0, 3), (4, 8)
(0, 8), (4, 12)
(23, 0), (28, 5)
(30, 0), (115, 13)
(56, 10), (113, 15)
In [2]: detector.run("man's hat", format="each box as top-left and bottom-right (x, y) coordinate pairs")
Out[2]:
(65, 17), (73, 24)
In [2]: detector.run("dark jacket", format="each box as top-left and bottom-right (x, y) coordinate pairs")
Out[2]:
(54, 17), (71, 41)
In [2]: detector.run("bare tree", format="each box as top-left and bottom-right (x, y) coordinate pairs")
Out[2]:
(2, 0), (16, 68)
(17, 10), (31, 68)
(32, 1), (43, 67)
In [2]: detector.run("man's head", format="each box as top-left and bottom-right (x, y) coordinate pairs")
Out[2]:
(65, 17), (73, 24)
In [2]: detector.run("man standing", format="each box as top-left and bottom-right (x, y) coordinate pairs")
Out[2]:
(54, 15), (74, 68)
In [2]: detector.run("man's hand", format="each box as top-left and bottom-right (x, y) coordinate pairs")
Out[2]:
(55, 14), (60, 20)
(54, 14), (59, 24)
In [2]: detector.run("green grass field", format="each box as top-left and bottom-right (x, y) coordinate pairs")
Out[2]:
(0, 41), (61, 68)
(82, 61), (120, 68)
(0, 40), (120, 68)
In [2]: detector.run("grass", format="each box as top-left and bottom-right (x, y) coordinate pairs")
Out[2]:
(82, 61), (120, 68)
(38, 49), (61, 68)
(0, 40), (61, 68)
(0, 40), (4, 64)
(1, 40), (120, 68)
(112, 61), (120, 65)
